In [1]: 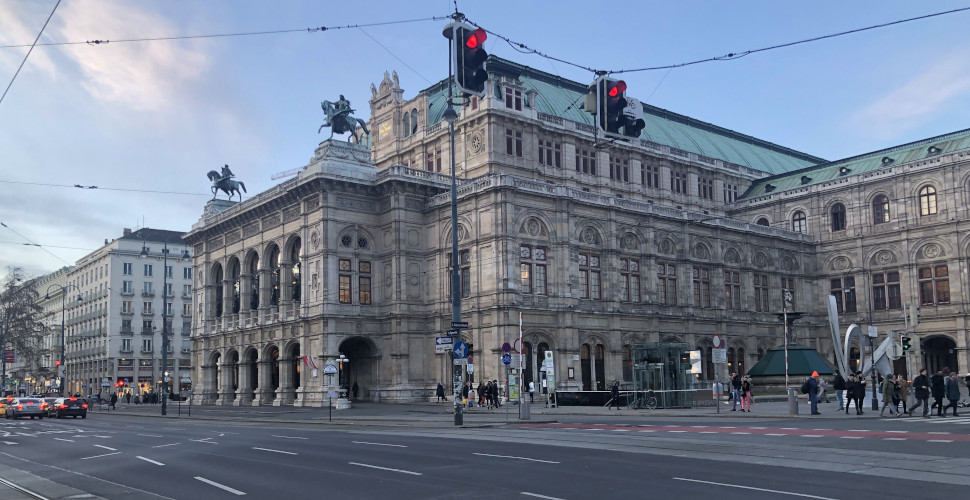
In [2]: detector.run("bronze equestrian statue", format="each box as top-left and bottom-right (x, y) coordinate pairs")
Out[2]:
(207, 164), (247, 201)
(318, 95), (370, 142)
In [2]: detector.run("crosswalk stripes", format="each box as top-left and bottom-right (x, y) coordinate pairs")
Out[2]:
(894, 415), (970, 424)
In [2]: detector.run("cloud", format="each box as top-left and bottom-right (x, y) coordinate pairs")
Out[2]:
(0, 2), (59, 76)
(850, 54), (970, 138)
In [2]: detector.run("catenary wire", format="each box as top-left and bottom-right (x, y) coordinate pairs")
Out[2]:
(0, 221), (73, 266)
(0, 0), (61, 107)
(0, 179), (210, 196)
(0, 15), (450, 49)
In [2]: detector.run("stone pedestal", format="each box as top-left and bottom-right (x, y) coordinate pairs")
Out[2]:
(204, 199), (237, 217)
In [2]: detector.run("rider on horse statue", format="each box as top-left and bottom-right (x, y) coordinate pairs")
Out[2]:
(319, 94), (370, 142)
(207, 164), (246, 201)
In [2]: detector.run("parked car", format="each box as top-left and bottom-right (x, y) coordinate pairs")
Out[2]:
(50, 397), (88, 419)
(0, 396), (14, 414)
(43, 398), (59, 417)
(4, 398), (46, 419)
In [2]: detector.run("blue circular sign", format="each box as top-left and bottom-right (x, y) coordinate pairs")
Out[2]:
(453, 341), (468, 358)
(502, 353), (512, 365)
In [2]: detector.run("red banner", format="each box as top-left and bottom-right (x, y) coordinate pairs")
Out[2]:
(2, 349), (13, 364)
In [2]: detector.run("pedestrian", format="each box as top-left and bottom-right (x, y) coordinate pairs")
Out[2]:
(879, 375), (898, 417)
(478, 382), (486, 406)
(833, 370), (846, 411)
(126, 392), (131, 404)
(352, 381), (359, 400)
(908, 368), (930, 418)
(807, 371), (821, 415)
(435, 382), (445, 402)
(109, 392), (118, 410)
(844, 374), (863, 415)
(528, 380), (535, 403)
(493, 380), (501, 407)
(930, 369), (946, 416)
(740, 376), (752, 412)
(610, 381), (621, 410)
(730, 372), (741, 411)
(943, 372), (961, 416)
(964, 373), (970, 400)
(818, 376), (830, 404)
(894, 374), (908, 415)
(462, 382), (470, 407)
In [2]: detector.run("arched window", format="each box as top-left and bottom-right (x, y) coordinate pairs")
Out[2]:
(229, 259), (240, 313)
(249, 254), (259, 310)
(756, 217), (769, 226)
(268, 246), (281, 306)
(873, 195), (890, 225)
(919, 186), (938, 216)
(791, 211), (807, 233)
(402, 112), (410, 138)
(213, 264), (224, 317)
(290, 240), (302, 302)
(830, 203), (846, 232)
(410, 109), (418, 134)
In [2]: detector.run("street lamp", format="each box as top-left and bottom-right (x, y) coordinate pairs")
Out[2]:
(442, 102), (464, 426)
(141, 238), (180, 416)
(45, 283), (82, 396)
(336, 354), (349, 397)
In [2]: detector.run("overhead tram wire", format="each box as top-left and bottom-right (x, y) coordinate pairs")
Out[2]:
(0, 179), (209, 197)
(0, 221), (73, 266)
(0, 15), (451, 49)
(0, 0), (61, 107)
(0, 241), (97, 252)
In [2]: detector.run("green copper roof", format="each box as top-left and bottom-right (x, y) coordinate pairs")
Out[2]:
(420, 57), (825, 174)
(746, 344), (836, 377)
(740, 128), (970, 200)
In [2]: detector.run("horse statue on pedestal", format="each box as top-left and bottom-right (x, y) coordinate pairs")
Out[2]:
(207, 164), (247, 201)
(318, 95), (370, 142)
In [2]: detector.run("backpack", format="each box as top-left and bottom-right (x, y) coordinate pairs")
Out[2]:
(800, 379), (810, 394)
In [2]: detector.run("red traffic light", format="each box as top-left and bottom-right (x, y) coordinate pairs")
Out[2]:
(466, 28), (487, 49)
(608, 80), (627, 98)
(55, 360), (61, 366)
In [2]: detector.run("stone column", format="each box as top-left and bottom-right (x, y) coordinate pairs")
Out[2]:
(200, 363), (217, 404)
(221, 278), (234, 329)
(235, 360), (253, 406)
(275, 355), (296, 406)
(254, 359), (274, 406)
(279, 260), (292, 302)
(219, 361), (235, 404)
(258, 269), (273, 323)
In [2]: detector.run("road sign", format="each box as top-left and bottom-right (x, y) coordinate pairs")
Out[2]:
(323, 361), (338, 375)
(446, 329), (460, 337)
(451, 321), (469, 329)
(453, 358), (468, 365)
(513, 338), (522, 354)
(712, 348), (727, 364)
(502, 342), (512, 353)
(453, 341), (468, 358)
(436, 336), (454, 353)
(467, 364), (474, 374)
(713, 335), (725, 348)
(327, 386), (337, 399)
(502, 353), (511, 365)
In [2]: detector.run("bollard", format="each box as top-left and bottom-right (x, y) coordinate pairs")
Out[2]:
(788, 387), (799, 415)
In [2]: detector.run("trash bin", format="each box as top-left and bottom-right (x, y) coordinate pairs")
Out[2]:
(788, 387), (799, 415)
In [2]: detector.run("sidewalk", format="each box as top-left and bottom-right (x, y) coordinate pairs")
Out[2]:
(91, 396), (887, 427)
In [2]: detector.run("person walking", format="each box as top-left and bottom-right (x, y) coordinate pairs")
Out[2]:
(845, 374), (864, 415)
(931, 369), (946, 416)
(109, 392), (118, 410)
(879, 375), (898, 417)
(493, 380), (501, 408)
(352, 381), (359, 400)
(435, 382), (445, 402)
(819, 376), (830, 404)
(740, 376), (753, 412)
(833, 370), (846, 411)
(807, 372), (821, 415)
(896, 374), (909, 415)
(908, 368), (930, 418)
(610, 381), (621, 410)
(964, 373), (970, 401)
(730, 372), (742, 411)
(528, 380), (535, 403)
(943, 372), (961, 416)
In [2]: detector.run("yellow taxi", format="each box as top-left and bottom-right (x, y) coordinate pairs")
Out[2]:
(0, 395), (14, 414)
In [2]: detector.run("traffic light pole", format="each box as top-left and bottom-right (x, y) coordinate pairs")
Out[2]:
(443, 19), (463, 425)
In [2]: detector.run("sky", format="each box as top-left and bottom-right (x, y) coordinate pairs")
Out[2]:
(2, 1), (969, 279)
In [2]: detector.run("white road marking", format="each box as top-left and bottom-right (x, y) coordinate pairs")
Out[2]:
(612, 429), (631, 432)
(474, 453), (559, 464)
(190, 438), (218, 444)
(765, 433), (786, 436)
(730, 432), (751, 435)
(94, 445), (117, 451)
(928, 439), (953, 443)
(152, 443), (180, 448)
(352, 441), (407, 448)
(2, 441), (18, 445)
(674, 477), (837, 499)
(885, 430), (907, 433)
(884, 437), (907, 441)
(699, 431), (717, 434)
(137, 433), (163, 438)
(522, 492), (564, 500)
(195, 476), (245, 495)
(53, 438), (74, 443)
(801, 435), (823, 438)
(638, 430), (656, 433)
(136, 456), (165, 466)
(272, 435), (309, 440)
(252, 447), (297, 455)
(667, 430), (687, 433)
(840, 436), (863, 439)
(348, 462), (422, 476)
(80, 452), (121, 460)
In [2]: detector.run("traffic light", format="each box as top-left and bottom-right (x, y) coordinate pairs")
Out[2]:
(583, 77), (644, 138)
(448, 22), (489, 96)
(901, 336), (912, 351)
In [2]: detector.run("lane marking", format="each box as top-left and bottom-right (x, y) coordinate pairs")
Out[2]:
(839, 436), (863, 439)
(81, 452), (121, 460)
(137, 433), (163, 438)
(352, 441), (407, 448)
(348, 462), (422, 476)
(730, 432), (751, 435)
(53, 438), (74, 443)
(928, 439), (953, 443)
(252, 447), (297, 455)
(522, 492), (564, 500)
(152, 443), (180, 448)
(272, 435), (309, 440)
(801, 435), (823, 438)
(674, 477), (837, 500)
(473, 453), (559, 464)
(136, 456), (164, 466)
(765, 434), (786, 436)
(638, 430), (656, 433)
(94, 445), (117, 451)
(190, 438), (218, 445)
(195, 476), (245, 495)
(884, 438), (907, 441)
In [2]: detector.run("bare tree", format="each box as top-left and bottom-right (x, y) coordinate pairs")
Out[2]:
(1, 268), (46, 389)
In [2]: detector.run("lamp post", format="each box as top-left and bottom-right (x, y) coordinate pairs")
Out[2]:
(336, 353), (349, 398)
(141, 238), (182, 416)
(45, 283), (82, 396)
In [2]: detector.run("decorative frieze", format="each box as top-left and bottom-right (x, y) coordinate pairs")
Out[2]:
(243, 222), (260, 238)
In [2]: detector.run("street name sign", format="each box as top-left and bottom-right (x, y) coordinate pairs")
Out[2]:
(453, 358), (468, 365)
(451, 321), (469, 329)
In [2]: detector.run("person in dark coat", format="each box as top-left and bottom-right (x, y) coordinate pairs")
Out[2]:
(352, 381), (359, 400)
(845, 374), (866, 415)
(435, 382), (445, 402)
(908, 368), (930, 417)
(807, 372), (820, 415)
(730, 373), (742, 411)
(930, 370), (946, 416)
(610, 381), (621, 410)
(833, 370), (846, 411)
(109, 392), (118, 410)
(944, 372), (961, 416)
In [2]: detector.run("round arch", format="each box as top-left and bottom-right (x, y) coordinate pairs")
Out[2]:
(338, 336), (380, 401)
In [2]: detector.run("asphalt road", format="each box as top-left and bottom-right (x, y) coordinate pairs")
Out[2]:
(0, 412), (967, 499)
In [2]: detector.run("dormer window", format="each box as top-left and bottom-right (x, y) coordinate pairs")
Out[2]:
(765, 183), (776, 193)
(838, 166), (851, 176)
(927, 145), (942, 155)
(505, 88), (522, 111)
(800, 175), (812, 185)
(881, 157), (894, 166)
